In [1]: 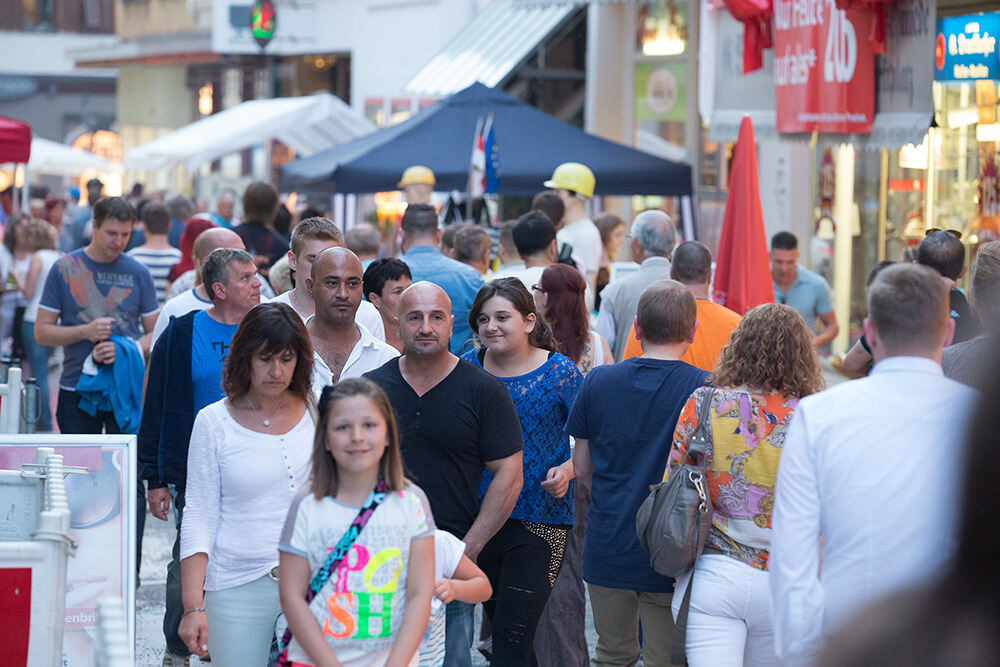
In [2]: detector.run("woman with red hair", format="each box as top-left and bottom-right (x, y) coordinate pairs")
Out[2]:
(532, 263), (611, 666)
(536, 264), (612, 375)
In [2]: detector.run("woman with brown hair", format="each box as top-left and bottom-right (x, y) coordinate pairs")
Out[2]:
(536, 263), (612, 376)
(463, 277), (584, 666)
(664, 303), (824, 666)
(179, 302), (316, 665)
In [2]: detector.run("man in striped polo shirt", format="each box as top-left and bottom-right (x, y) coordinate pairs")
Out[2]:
(128, 202), (181, 305)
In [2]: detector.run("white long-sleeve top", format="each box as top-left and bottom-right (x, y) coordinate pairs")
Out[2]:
(180, 399), (314, 591)
(770, 356), (978, 665)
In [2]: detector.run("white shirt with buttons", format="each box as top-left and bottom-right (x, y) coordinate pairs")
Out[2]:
(181, 398), (315, 591)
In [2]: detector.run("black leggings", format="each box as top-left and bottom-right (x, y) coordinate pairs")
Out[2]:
(478, 518), (569, 666)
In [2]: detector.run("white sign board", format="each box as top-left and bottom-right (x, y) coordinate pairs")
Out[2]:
(0, 435), (137, 666)
(211, 0), (334, 55)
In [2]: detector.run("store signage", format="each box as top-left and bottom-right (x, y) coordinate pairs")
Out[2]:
(935, 12), (1000, 81)
(773, 0), (875, 133)
(212, 0), (330, 55)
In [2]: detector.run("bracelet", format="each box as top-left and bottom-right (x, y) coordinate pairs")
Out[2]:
(183, 607), (206, 617)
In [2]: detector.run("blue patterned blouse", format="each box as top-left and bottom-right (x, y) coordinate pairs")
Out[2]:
(462, 350), (583, 526)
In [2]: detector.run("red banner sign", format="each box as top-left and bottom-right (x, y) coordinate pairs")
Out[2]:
(773, 0), (875, 133)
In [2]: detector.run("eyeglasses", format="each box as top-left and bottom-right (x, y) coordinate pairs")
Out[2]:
(925, 228), (962, 240)
(531, 284), (546, 293)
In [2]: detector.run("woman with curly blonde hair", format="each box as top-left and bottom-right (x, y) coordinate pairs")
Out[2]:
(663, 303), (823, 666)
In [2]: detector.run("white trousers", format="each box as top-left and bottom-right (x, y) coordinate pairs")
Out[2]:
(204, 574), (281, 667)
(672, 554), (782, 667)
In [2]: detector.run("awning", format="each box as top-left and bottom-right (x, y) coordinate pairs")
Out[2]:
(124, 94), (375, 172)
(403, 1), (577, 97)
(9, 137), (122, 176)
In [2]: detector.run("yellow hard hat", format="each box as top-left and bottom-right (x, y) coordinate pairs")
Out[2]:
(544, 162), (595, 199)
(398, 165), (436, 188)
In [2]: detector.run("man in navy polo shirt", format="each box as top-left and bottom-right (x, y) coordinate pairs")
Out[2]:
(568, 280), (708, 666)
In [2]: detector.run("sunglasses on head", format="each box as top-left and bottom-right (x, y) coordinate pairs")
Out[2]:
(925, 228), (962, 240)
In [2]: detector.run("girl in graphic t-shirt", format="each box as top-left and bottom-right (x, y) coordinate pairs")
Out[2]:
(278, 378), (435, 667)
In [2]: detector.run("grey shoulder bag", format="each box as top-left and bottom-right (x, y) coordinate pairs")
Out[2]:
(635, 386), (715, 664)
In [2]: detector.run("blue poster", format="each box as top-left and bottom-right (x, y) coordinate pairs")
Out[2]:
(935, 12), (1000, 81)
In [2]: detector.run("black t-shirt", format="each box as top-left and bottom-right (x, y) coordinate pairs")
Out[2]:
(234, 221), (289, 271)
(365, 358), (523, 537)
(949, 288), (981, 345)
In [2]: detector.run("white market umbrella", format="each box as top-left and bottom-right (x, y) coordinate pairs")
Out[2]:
(125, 94), (376, 172)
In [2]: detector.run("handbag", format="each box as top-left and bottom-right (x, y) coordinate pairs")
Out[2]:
(635, 386), (715, 665)
(276, 479), (389, 667)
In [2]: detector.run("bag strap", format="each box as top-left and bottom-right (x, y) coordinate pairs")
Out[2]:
(684, 386), (716, 463)
(277, 479), (389, 665)
(672, 386), (716, 666)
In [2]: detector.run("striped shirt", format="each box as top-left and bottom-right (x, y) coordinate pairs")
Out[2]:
(128, 247), (181, 305)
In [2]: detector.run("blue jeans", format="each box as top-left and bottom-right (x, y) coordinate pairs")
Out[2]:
(20, 319), (52, 431)
(445, 600), (474, 667)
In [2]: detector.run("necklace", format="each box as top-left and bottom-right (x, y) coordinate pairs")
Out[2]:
(246, 394), (283, 427)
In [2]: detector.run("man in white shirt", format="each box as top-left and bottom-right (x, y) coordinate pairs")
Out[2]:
(306, 247), (398, 395)
(269, 216), (385, 341)
(596, 210), (676, 360)
(152, 227), (246, 346)
(770, 263), (979, 665)
(544, 163), (602, 293)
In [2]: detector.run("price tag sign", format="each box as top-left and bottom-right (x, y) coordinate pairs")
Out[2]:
(773, 0), (875, 133)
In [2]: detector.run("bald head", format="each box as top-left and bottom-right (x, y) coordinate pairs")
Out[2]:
(193, 227), (244, 261)
(308, 247), (364, 327)
(398, 282), (453, 357)
(311, 246), (363, 281)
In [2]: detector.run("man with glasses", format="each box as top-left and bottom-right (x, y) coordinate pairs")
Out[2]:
(770, 231), (839, 347)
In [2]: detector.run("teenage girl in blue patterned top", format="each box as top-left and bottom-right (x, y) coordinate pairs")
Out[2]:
(461, 277), (584, 665)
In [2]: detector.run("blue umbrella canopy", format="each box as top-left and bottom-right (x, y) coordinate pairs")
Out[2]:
(281, 82), (692, 197)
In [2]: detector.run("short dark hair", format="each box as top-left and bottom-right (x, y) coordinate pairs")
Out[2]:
(400, 203), (438, 237)
(441, 222), (472, 251)
(636, 279), (696, 345)
(918, 230), (965, 280)
(531, 191), (564, 227)
(291, 217), (342, 256)
(454, 225), (490, 265)
(223, 302), (313, 401)
(141, 202), (170, 235)
(93, 196), (137, 228)
(512, 210), (556, 258)
(242, 181), (279, 225)
(671, 241), (712, 285)
(868, 263), (949, 352)
(771, 231), (798, 251)
(363, 258), (412, 301)
(201, 248), (255, 302)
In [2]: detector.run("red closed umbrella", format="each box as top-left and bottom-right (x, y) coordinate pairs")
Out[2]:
(712, 116), (775, 315)
(0, 116), (31, 164)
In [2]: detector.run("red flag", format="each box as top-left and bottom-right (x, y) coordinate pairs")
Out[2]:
(712, 116), (774, 314)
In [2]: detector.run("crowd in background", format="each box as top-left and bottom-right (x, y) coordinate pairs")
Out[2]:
(0, 168), (997, 667)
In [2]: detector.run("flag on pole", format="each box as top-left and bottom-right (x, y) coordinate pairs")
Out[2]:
(468, 113), (498, 196)
(712, 115), (775, 314)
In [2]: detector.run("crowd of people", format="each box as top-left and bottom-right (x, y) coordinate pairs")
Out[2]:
(0, 161), (996, 667)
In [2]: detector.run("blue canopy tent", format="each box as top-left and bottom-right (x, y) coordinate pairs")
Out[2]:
(281, 83), (694, 216)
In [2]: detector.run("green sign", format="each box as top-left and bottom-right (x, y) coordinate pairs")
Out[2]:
(635, 62), (687, 122)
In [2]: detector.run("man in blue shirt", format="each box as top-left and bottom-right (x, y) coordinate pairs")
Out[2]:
(399, 203), (484, 354)
(771, 231), (839, 347)
(139, 247), (261, 666)
(568, 279), (709, 666)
